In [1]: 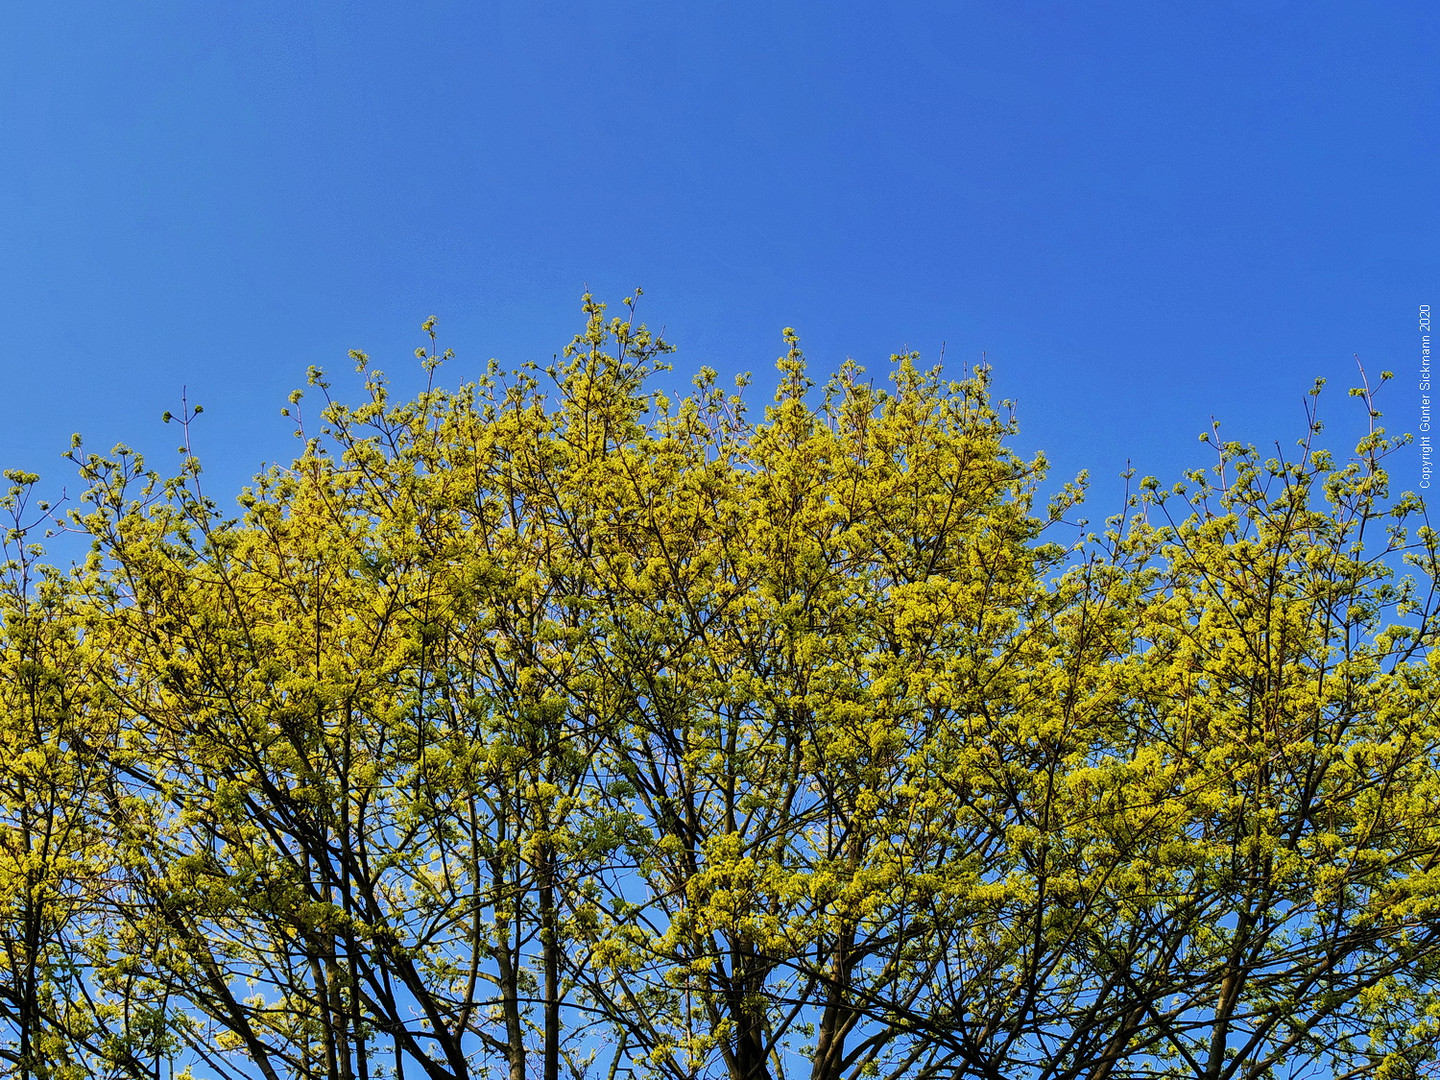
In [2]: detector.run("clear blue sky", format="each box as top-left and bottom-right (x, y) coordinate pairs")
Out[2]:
(2, 1), (1434, 535)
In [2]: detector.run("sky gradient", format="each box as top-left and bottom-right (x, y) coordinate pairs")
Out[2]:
(2, 1), (1434, 544)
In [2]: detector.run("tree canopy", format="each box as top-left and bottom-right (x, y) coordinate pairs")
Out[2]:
(2, 297), (1439, 1080)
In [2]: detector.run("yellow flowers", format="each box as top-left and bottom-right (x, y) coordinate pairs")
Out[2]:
(3, 304), (1440, 1079)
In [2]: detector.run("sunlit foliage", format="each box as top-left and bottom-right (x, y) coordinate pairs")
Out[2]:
(2, 298), (1438, 1080)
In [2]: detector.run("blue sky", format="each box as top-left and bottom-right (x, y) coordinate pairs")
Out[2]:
(2, 1), (1434, 540)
